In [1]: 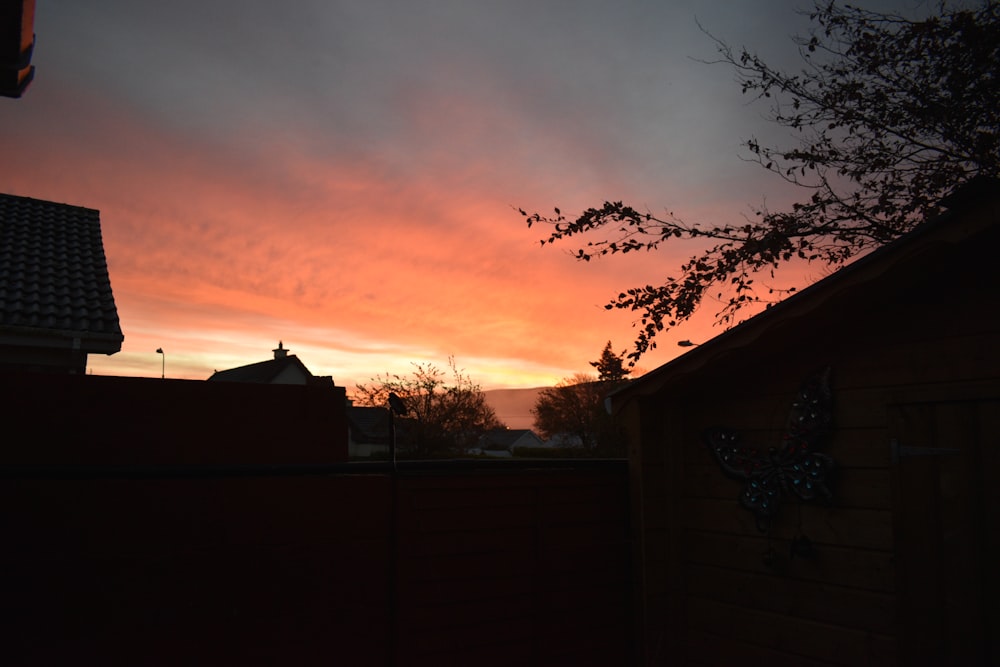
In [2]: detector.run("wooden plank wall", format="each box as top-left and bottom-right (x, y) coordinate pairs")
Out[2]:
(0, 373), (634, 665)
(1, 473), (394, 666)
(0, 465), (632, 666)
(628, 203), (1000, 665)
(1, 372), (351, 465)
(672, 383), (898, 667)
(633, 319), (1000, 665)
(395, 468), (632, 666)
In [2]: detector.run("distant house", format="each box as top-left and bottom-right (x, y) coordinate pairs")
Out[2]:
(608, 179), (1000, 665)
(0, 193), (123, 373)
(542, 433), (586, 449)
(207, 342), (333, 387)
(474, 428), (545, 457)
(346, 405), (391, 459)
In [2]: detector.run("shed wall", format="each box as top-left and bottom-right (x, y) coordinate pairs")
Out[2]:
(627, 202), (1000, 665)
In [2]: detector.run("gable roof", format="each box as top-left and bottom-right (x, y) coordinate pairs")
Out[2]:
(0, 193), (123, 353)
(479, 429), (543, 450)
(608, 178), (1000, 409)
(207, 354), (316, 384)
(346, 406), (392, 444)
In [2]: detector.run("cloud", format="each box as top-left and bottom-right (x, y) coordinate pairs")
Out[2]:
(7, 0), (891, 387)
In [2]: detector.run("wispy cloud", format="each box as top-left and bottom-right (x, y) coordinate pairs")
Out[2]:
(3, 0), (867, 388)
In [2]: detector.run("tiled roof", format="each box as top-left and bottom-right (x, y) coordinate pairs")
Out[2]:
(0, 193), (123, 351)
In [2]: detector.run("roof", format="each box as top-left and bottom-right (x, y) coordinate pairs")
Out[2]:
(479, 429), (542, 450)
(608, 178), (1000, 410)
(0, 192), (123, 353)
(207, 354), (317, 384)
(347, 406), (392, 444)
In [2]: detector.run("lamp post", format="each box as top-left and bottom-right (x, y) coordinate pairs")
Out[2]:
(385, 391), (409, 666)
(156, 348), (164, 378)
(387, 392), (408, 469)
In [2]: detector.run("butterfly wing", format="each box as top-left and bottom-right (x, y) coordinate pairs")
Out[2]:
(778, 368), (835, 502)
(706, 369), (836, 531)
(783, 367), (832, 450)
(706, 428), (762, 479)
(738, 466), (783, 519)
(783, 451), (835, 503)
(707, 428), (784, 520)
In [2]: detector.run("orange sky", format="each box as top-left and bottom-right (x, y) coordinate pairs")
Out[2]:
(1, 1), (900, 391)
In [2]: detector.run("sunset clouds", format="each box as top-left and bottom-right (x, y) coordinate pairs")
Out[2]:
(1, 1), (906, 389)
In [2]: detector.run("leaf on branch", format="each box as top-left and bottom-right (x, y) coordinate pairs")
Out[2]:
(523, 0), (998, 363)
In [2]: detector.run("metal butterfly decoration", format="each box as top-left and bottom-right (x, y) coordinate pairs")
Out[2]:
(706, 368), (834, 532)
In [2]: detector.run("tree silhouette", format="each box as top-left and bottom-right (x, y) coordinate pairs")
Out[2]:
(522, 1), (999, 363)
(589, 341), (629, 382)
(533, 374), (600, 445)
(532, 343), (631, 455)
(353, 357), (504, 456)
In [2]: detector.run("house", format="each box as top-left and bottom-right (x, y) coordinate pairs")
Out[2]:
(207, 341), (333, 387)
(473, 428), (545, 457)
(544, 432), (586, 449)
(608, 179), (1000, 665)
(0, 193), (123, 373)
(501, 428), (546, 453)
(346, 405), (392, 459)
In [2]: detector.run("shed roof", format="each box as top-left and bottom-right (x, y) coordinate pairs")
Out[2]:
(0, 192), (123, 353)
(608, 178), (1000, 409)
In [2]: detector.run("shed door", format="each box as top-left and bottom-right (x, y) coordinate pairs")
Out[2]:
(889, 399), (999, 666)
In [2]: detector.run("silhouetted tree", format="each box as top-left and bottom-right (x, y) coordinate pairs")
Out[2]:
(589, 341), (629, 382)
(522, 1), (1000, 363)
(532, 373), (608, 448)
(533, 343), (631, 455)
(353, 357), (504, 456)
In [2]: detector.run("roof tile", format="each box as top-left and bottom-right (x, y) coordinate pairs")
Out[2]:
(0, 193), (123, 346)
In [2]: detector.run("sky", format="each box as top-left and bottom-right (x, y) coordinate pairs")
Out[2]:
(1, 0), (917, 391)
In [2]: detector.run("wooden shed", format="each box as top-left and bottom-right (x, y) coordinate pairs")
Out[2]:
(610, 180), (1000, 666)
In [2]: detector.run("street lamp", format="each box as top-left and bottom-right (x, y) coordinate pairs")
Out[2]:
(156, 348), (164, 378)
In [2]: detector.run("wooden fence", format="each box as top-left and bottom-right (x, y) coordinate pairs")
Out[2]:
(0, 373), (632, 666)
(1, 461), (632, 666)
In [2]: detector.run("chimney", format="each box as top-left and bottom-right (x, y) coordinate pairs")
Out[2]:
(273, 341), (288, 359)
